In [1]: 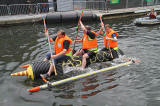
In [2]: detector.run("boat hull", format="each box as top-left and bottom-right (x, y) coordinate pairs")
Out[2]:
(134, 15), (160, 25)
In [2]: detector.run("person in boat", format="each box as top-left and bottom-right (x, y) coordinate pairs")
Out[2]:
(99, 24), (122, 59)
(73, 20), (98, 69)
(147, 8), (157, 19)
(42, 30), (72, 79)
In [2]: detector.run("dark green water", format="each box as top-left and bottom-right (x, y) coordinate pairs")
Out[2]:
(0, 17), (160, 106)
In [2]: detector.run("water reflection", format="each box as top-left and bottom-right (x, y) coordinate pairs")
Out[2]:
(80, 71), (118, 99)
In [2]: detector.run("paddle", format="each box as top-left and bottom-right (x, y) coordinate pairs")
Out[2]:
(72, 10), (84, 55)
(43, 18), (57, 76)
(100, 16), (113, 59)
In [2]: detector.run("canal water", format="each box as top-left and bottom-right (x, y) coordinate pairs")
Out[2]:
(0, 17), (160, 106)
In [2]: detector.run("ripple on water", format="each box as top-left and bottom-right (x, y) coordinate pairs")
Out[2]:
(1, 62), (19, 72)
(0, 17), (160, 106)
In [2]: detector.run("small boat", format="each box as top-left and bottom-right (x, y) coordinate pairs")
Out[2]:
(134, 15), (160, 25)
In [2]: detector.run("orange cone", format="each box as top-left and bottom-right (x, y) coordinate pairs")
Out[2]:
(11, 70), (28, 76)
(20, 64), (29, 68)
(11, 64), (34, 80)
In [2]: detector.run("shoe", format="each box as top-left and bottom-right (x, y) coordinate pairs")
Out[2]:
(40, 73), (50, 80)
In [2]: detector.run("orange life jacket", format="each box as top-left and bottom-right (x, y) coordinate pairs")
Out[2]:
(54, 35), (72, 55)
(104, 29), (118, 49)
(82, 31), (98, 50)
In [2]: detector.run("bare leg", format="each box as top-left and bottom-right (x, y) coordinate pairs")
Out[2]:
(82, 53), (89, 69)
(73, 49), (84, 56)
(47, 64), (54, 76)
(40, 62), (57, 79)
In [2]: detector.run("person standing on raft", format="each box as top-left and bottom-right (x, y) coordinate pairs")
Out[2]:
(73, 20), (98, 69)
(42, 30), (72, 79)
(147, 8), (157, 19)
(99, 23), (123, 59)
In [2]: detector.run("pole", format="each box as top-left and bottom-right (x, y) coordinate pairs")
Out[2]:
(43, 18), (57, 76)
(100, 16), (113, 59)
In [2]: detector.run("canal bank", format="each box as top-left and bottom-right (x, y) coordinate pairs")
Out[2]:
(0, 5), (160, 25)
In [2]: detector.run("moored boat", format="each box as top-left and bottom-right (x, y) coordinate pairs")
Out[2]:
(134, 15), (160, 25)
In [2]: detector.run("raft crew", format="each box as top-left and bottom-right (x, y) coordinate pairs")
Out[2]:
(42, 30), (72, 79)
(147, 8), (157, 19)
(99, 24), (121, 59)
(73, 20), (98, 69)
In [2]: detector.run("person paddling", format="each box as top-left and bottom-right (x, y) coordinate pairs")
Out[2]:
(147, 8), (157, 19)
(99, 23), (121, 59)
(42, 30), (72, 79)
(73, 20), (98, 69)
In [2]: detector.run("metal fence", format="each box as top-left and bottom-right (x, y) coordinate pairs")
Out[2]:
(0, 0), (160, 16)
(0, 3), (53, 16)
(73, 0), (160, 10)
(73, 1), (106, 10)
(0, 5), (9, 16)
(9, 4), (37, 15)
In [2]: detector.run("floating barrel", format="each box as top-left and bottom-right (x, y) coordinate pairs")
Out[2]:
(11, 61), (63, 80)
(78, 11), (97, 22)
(32, 61), (63, 80)
(61, 11), (78, 23)
(45, 11), (97, 24)
(46, 12), (62, 23)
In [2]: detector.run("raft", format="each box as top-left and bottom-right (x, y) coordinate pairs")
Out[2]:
(134, 15), (160, 25)
(28, 60), (135, 93)
(11, 48), (124, 80)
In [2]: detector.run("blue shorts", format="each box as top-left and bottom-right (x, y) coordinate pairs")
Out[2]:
(45, 52), (69, 64)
